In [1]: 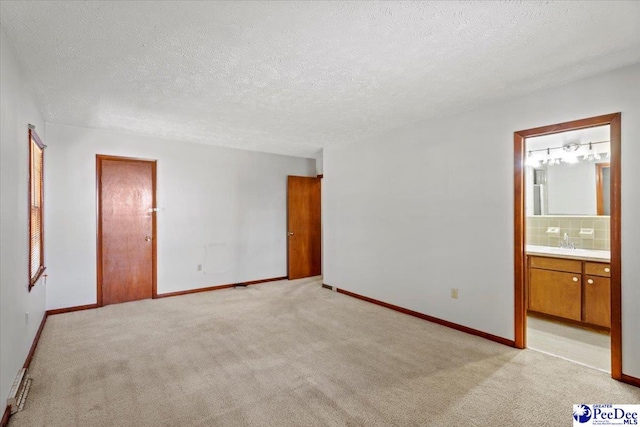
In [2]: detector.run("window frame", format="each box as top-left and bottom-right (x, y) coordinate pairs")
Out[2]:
(28, 128), (46, 290)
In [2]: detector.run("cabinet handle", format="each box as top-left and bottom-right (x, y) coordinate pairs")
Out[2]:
(572, 277), (579, 282)
(604, 267), (610, 273)
(587, 279), (594, 284)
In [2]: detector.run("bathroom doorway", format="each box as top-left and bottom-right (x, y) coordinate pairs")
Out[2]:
(513, 113), (622, 380)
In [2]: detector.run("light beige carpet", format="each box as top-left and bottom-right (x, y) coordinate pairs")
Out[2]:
(10, 277), (640, 427)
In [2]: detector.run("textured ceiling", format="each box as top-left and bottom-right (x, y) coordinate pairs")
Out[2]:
(1, 1), (639, 158)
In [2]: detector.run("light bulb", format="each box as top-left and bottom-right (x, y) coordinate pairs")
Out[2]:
(526, 157), (539, 168)
(563, 153), (579, 164)
(526, 151), (541, 168)
(584, 142), (599, 162)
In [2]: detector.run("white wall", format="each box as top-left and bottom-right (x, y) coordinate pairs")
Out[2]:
(323, 63), (640, 378)
(44, 123), (315, 310)
(0, 26), (47, 402)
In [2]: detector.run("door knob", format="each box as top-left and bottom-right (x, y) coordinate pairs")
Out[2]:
(287, 232), (294, 236)
(572, 277), (579, 282)
(587, 279), (594, 284)
(145, 236), (152, 242)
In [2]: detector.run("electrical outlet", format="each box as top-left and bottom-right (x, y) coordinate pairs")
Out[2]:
(451, 288), (459, 299)
(25, 312), (29, 324)
(197, 264), (203, 272)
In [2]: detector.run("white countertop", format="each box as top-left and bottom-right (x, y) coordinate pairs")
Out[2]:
(525, 245), (610, 262)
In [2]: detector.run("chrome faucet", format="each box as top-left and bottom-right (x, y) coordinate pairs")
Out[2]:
(559, 232), (575, 249)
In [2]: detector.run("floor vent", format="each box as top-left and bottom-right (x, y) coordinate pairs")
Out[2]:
(7, 368), (32, 414)
(234, 283), (248, 288)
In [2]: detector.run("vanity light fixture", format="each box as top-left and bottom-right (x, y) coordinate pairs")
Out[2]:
(561, 143), (580, 164)
(527, 140), (609, 167)
(526, 150), (541, 167)
(544, 147), (562, 166)
(583, 142), (602, 162)
(540, 148), (552, 165)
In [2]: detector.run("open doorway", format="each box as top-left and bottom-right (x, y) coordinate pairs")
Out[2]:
(513, 113), (622, 380)
(525, 125), (611, 371)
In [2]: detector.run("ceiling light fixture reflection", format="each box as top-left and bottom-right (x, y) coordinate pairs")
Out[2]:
(562, 143), (580, 164)
(583, 142), (601, 162)
(526, 140), (609, 168)
(526, 150), (541, 168)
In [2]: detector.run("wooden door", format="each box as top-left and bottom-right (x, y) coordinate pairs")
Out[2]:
(97, 156), (156, 306)
(584, 276), (611, 327)
(529, 268), (581, 321)
(287, 176), (321, 279)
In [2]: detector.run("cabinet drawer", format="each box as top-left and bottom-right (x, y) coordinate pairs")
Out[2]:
(585, 262), (611, 277)
(529, 256), (582, 274)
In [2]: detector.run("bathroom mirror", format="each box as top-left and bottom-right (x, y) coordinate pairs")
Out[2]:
(525, 125), (610, 216)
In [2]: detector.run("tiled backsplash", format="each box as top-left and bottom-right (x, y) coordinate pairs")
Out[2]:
(526, 215), (610, 250)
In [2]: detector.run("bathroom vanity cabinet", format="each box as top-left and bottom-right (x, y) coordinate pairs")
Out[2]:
(527, 255), (611, 329)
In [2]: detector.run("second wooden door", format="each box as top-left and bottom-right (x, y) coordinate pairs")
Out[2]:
(287, 176), (321, 280)
(97, 155), (156, 306)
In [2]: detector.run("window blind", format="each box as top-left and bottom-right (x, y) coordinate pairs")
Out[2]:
(29, 132), (44, 286)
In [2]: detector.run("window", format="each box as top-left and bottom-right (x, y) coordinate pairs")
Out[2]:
(29, 128), (45, 289)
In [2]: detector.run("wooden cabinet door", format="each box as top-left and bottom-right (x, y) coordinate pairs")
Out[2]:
(584, 276), (611, 327)
(529, 268), (581, 321)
